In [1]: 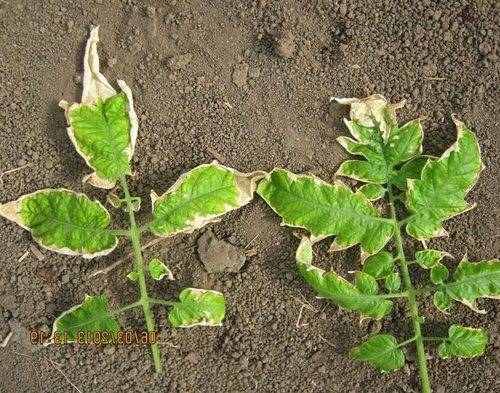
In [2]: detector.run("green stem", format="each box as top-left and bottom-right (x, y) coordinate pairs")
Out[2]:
(423, 336), (448, 342)
(110, 300), (142, 316)
(149, 298), (178, 306)
(110, 229), (132, 236)
(388, 185), (431, 393)
(120, 176), (163, 374)
(397, 335), (417, 348)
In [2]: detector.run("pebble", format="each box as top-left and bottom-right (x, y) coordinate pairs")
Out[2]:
(146, 6), (156, 18)
(275, 34), (295, 59)
(168, 53), (192, 70)
(231, 63), (249, 88)
(185, 351), (198, 364)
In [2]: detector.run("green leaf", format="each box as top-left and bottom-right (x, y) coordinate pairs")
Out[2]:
(59, 27), (138, 189)
(430, 263), (449, 285)
(168, 288), (226, 327)
(433, 291), (452, 312)
(358, 183), (386, 201)
(257, 169), (394, 255)
(385, 273), (401, 293)
(355, 272), (379, 295)
(127, 271), (139, 281)
(149, 258), (174, 281)
(0, 189), (117, 258)
(405, 117), (484, 239)
(391, 156), (433, 191)
(363, 251), (395, 279)
(351, 334), (405, 372)
(150, 163), (263, 237)
(442, 259), (500, 313)
(438, 325), (488, 359)
(415, 249), (451, 269)
(49, 295), (119, 343)
(334, 95), (423, 185)
(295, 238), (393, 320)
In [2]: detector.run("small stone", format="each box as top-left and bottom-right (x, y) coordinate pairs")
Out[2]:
(248, 67), (261, 79)
(73, 73), (82, 85)
(168, 53), (192, 70)
(275, 34), (295, 59)
(231, 63), (249, 88)
(339, 0), (347, 17)
(146, 6), (156, 18)
(422, 63), (437, 77)
(197, 230), (246, 273)
(478, 42), (492, 56)
(239, 355), (249, 368)
(107, 57), (117, 68)
(66, 20), (75, 31)
(185, 351), (198, 364)
(104, 345), (116, 355)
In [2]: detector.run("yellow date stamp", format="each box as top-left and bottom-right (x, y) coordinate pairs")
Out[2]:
(29, 330), (156, 345)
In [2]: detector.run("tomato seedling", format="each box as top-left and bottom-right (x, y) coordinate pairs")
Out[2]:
(257, 94), (499, 392)
(0, 27), (263, 373)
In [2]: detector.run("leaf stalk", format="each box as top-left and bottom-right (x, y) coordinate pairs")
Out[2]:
(120, 176), (163, 374)
(388, 185), (431, 393)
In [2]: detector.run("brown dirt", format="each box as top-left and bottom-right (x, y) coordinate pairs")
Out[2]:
(0, 1), (499, 392)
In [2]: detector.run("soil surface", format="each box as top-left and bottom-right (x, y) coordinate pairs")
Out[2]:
(0, 1), (499, 392)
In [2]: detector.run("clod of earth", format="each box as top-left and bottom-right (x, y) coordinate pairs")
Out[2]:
(197, 230), (246, 273)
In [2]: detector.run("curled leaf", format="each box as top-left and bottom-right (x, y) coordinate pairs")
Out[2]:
(442, 258), (500, 313)
(168, 288), (226, 327)
(433, 291), (452, 312)
(295, 238), (393, 320)
(0, 189), (117, 258)
(257, 169), (394, 255)
(127, 271), (139, 281)
(430, 263), (449, 285)
(405, 117), (484, 239)
(150, 162), (264, 237)
(149, 258), (174, 281)
(351, 334), (405, 372)
(415, 249), (451, 269)
(355, 272), (379, 295)
(48, 295), (119, 344)
(385, 272), (401, 293)
(362, 251), (395, 279)
(391, 156), (433, 191)
(438, 325), (488, 359)
(334, 95), (423, 184)
(358, 183), (386, 201)
(59, 27), (138, 189)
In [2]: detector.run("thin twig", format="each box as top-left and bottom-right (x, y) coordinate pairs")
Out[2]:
(48, 358), (82, 393)
(244, 234), (260, 250)
(318, 334), (335, 347)
(0, 331), (13, 347)
(0, 162), (33, 186)
(90, 237), (168, 277)
(18, 250), (30, 262)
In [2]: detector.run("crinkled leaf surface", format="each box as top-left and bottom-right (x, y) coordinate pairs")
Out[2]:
(295, 238), (393, 320)
(355, 272), (379, 295)
(438, 325), (488, 359)
(391, 156), (432, 191)
(385, 273), (401, 293)
(149, 258), (173, 281)
(50, 295), (119, 343)
(59, 27), (138, 189)
(430, 263), (449, 285)
(363, 251), (395, 279)
(415, 249), (450, 269)
(257, 169), (394, 255)
(433, 291), (452, 312)
(168, 288), (226, 327)
(442, 259), (500, 313)
(405, 118), (484, 239)
(351, 334), (405, 372)
(150, 163), (263, 237)
(0, 189), (117, 258)
(334, 95), (423, 185)
(358, 183), (386, 201)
